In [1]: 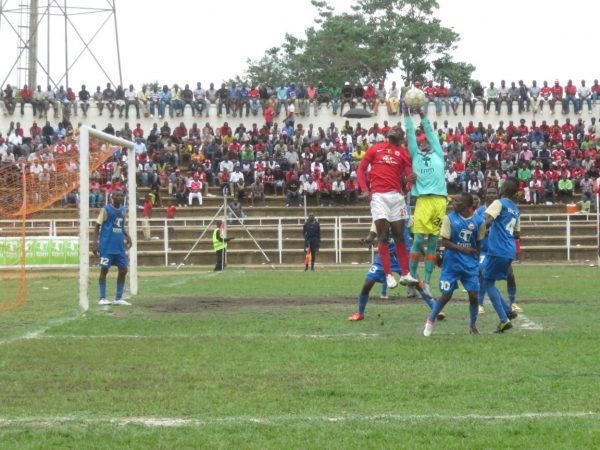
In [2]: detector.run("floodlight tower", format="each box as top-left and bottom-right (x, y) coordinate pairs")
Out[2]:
(0, 0), (123, 90)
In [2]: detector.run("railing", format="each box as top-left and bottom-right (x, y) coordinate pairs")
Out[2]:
(0, 213), (597, 264)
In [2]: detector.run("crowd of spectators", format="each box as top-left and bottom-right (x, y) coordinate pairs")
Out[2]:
(2, 78), (600, 212)
(3, 78), (599, 122)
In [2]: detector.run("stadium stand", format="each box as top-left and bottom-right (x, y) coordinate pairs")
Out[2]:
(1, 79), (599, 265)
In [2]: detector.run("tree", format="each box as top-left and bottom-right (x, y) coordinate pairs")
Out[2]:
(242, 0), (475, 86)
(432, 57), (476, 85)
(245, 47), (292, 87)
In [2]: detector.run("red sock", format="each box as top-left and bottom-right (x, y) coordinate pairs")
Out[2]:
(378, 243), (391, 275)
(395, 242), (409, 275)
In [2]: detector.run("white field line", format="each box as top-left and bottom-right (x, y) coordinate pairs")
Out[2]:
(0, 313), (82, 346)
(24, 332), (384, 340)
(0, 412), (598, 428)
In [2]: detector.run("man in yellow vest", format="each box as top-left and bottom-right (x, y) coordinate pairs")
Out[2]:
(213, 220), (234, 271)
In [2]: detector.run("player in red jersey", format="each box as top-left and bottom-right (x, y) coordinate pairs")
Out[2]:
(357, 126), (418, 288)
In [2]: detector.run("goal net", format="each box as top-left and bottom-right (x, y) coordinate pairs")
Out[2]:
(0, 126), (136, 313)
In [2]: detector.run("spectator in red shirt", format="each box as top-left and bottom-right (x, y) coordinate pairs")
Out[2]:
(142, 194), (153, 240)
(551, 80), (563, 114)
(29, 122), (42, 139)
(424, 80), (438, 115)
(364, 82), (376, 111)
(188, 173), (203, 206)
(19, 84), (36, 116)
(539, 80), (553, 113)
(264, 104), (274, 127)
(436, 81), (450, 115)
(563, 79), (579, 114)
(591, 79), (600, 102)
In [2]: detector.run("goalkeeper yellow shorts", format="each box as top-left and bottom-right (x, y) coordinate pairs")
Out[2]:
(412, 195), (447, 236)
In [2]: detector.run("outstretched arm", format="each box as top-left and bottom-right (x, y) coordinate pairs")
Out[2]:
(402, 100), (418, 159)
(418, 111), (444, 157)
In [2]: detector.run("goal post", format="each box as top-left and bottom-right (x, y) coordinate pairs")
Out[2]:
(79, 126), (137, 311)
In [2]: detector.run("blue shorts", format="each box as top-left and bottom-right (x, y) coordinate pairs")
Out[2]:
(439, 269), (479, 295)
(478, 253), (487, 269)
(482, 255), (512, 281)
(365, 255), (400, 284)
(99, 253), (128, 269)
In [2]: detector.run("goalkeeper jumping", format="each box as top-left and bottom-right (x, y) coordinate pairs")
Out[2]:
(402, 100), (447, 296)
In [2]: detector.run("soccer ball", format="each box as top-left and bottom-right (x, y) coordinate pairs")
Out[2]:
(404, 87), (426, 109)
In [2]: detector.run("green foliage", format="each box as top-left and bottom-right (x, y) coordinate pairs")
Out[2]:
(243, 0), (475, 86)
(432, 56), (476, 85)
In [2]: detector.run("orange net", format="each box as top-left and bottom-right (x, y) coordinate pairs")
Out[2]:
(0, 136), (122, 312)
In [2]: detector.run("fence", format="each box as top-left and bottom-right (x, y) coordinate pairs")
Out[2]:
(1, 210), (598, 265)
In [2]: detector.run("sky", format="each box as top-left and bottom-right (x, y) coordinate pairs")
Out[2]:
(1, 0), (599, 89)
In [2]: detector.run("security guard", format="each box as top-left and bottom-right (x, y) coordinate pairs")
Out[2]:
(303, 213), (321, 271)
(213, 220), (234, 271)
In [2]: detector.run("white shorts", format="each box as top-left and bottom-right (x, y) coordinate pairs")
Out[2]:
(370, 192), (407, 222)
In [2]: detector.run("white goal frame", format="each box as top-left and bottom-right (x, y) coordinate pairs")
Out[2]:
(79, 126), (137, 311)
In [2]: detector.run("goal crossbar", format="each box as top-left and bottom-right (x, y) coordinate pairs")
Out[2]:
(79, 126), (137, 311)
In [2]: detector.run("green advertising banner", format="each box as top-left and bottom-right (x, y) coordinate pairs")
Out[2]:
(0, 237), (79, 267)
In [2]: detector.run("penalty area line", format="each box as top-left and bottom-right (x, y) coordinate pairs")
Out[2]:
(26, 332), (385, 340)
(0, 313), (83, 346)
(0, 412), (599, 428)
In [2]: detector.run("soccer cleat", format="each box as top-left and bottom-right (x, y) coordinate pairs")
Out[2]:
(399, 273), (419, 286)
(348, 312), (364, 321)
(436, 312), (446, 321)
(380, 294), (389, 299)
(112, 299), (132, 306)
(469, 325), (480, 336)
(511, 303), (524, 313)
(507, 310), (518, 320)
(423, 319), (434, 337)
(495, 321), (513, 333)
(406, 285), (417, 298)
(419, 281), (433, 297)
(478, 306), (485, 315)
(98, 298), (112, 306)
(386, 274), (398, 289)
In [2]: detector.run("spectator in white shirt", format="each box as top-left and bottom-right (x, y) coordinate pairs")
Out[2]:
(467, 173), (483, 198)
(30, 160), (43, 176)
(303, 176), (321, 205)
(578, 80), (592, 113)
(219, 158), (234, 174)
(337, 160), (350, 176)
(445, 167), (459, 194)
(311, 161), (324, 173)
(331, 176), (346, 204)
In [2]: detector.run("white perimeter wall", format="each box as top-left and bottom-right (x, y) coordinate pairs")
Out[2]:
(3, 101), (599, 135)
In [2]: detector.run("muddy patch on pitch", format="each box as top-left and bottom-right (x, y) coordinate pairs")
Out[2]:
(140, 296), (353, 314)
(137, 296), (567, 315)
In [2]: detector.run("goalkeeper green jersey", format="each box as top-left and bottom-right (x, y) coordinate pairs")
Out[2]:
(404, 117), (447, 197)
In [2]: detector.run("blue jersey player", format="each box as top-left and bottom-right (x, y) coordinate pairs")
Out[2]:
(482, 177), (521, 332)
(93, 189), (132, 306)
(348, 223), (445, 321)
(423, 193), (486, 336)
(473, 196), (521, 316)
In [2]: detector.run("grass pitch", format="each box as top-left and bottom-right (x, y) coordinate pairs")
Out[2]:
(1, 265), (600, 449)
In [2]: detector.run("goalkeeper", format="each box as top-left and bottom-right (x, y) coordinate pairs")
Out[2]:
(402, 100), (447, 296)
